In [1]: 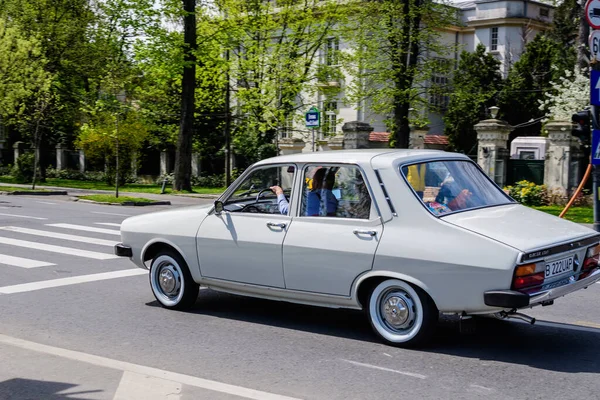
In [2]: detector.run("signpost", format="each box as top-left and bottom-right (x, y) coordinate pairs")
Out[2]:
(587, 0), (600, 231)
(305, 106), (320, 152)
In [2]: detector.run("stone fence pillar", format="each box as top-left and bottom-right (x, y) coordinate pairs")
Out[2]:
(474, 118), (512, 187)
(191, 152), (201, 177)
(13, 141), (24, 162)
(342, 121), (373, 149)
(544, 121), (581, 196)
(409, 127), (427, 149)
(56, 144), (66, 170)
(278, 138), (305, 155)
(79, 150), (86, 173)
(160, 150), (170, 176)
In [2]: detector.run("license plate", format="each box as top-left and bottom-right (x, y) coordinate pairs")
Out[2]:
(545, 255), (574, 279)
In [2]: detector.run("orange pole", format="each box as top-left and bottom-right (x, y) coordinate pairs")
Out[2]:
(559, 163), (592, 218)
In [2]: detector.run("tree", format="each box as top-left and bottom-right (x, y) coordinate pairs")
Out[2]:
(342, 0), (457, 148)
(538, 67), (589, 122)
(444, 44), (502, 154)
(548, 0), (579, 73)
(497, 35), (562, 138)
(173, 0), (197, 192)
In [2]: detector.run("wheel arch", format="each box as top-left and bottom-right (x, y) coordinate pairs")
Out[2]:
(353, 271), (438, 310)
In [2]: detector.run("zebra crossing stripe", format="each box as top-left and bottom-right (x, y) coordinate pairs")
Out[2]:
(0, 269), (147, 294)
(0, 213), (47, 220)
(0, 237), (119, 260)
(0, 226), (118, 246)
(0, 254), (55, 268)
(46, 223), (120, 236)
(95, 223), (121, 227)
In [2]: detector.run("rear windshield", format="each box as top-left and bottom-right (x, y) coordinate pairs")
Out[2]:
(401, 160), (513, 216)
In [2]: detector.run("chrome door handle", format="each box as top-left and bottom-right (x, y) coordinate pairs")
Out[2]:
(353, 229), (377, 236)
(267, 221), (287, 228)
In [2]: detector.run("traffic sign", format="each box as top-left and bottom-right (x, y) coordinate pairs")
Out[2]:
(305, 107), (320, 128)
(592, 130), (600, 165)
(590, 31), (600, 62)
(586, 0), (600, 29)
(592, 70), (600, 106)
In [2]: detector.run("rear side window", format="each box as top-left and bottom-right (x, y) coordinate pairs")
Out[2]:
(300, 165), (372, 219)
(401, 160), (512, 216)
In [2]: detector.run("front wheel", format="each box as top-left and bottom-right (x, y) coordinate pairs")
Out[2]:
(150, 251), (199, 310)
(367, 279), (438, 347)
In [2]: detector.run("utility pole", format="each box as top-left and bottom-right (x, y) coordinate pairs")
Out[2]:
(586, 0), (600, 231)
(225, 47), (231, 187)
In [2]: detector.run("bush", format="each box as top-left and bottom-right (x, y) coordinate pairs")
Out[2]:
(11, 153), (35, 183)
(46, 168), (107, 182)
(0, 164), (12, 176)
(504, 180), (547, 206)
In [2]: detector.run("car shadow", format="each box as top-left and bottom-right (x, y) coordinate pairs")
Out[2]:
(0, 378), (103, 400)
(146, 289), (600, 374)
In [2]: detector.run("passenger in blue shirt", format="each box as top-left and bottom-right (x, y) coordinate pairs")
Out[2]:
(270, 168), (338, 216)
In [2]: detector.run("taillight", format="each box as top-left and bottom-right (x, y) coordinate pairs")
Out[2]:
(580, 244), (600, 279)
(512, 262), (545, 290)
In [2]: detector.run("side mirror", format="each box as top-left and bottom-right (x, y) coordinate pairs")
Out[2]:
(214, 200), (224, 215)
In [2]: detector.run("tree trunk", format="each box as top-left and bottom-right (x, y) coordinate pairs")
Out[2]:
(578, 0), (589, 71)
(173, 0), (197, 192)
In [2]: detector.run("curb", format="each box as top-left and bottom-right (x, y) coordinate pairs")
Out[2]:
(74, 198), (171, 206)
(0, 190), (68, 196)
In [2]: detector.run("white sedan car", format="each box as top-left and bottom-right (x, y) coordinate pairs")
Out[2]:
(115, 149), (600, 347)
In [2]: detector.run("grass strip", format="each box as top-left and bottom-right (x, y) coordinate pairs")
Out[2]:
(78, 195), (154, 204)
(532, 205), (593, 224)
(0, 186), (49, 193)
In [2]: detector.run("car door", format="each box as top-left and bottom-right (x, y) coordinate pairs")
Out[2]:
(282, 164), (382, 296)
(196, 164), (296, 288)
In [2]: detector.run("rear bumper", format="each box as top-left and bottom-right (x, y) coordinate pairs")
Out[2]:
(114, 243), (133, 258)
(484, 268), (600, 308)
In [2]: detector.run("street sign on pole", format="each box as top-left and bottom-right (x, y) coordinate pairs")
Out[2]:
(586, 0), (600, 30)
(591, 70), (600, 106)
(305, 107), (320, 129)
(590, 31), (600, 62)
(593, 129), (600, 165)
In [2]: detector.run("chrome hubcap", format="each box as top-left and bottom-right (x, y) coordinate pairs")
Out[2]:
(380, 290), (415, 331)
(158, 264), (181, 297)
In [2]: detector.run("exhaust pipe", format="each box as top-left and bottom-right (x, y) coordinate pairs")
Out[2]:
(495, 311), (536, 325)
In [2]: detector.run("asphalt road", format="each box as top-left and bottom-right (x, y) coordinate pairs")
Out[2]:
(0, 194), (599, 400)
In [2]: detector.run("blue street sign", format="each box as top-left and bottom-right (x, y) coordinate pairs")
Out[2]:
(305, 107), (320, 128)
(593, 129), (600, 165)
(591, 70), (600, 106)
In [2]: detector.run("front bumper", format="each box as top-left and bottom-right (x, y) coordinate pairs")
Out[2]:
(484, 268), (600, 309)
(114, 243), (133, 258)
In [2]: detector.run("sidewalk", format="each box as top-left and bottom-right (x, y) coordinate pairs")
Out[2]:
(0, 182), (219, 207)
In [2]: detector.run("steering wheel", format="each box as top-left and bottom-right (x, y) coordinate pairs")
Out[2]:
(256, 188), (272, 203)
(241, 204), (261, 213)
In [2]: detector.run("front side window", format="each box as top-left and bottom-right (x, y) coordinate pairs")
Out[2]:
(300, 165), (372, 219)
(490, 27), (498, 51)
(401, 160), (512, 216)
(224, 165), (295, 214)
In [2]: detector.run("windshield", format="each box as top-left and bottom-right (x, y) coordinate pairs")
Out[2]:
(401, 160), (513, 216)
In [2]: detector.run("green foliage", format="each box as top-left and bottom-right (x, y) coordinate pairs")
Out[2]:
(547, 0), (578, 72)
(498, 35), (562, 137)
(444, 44), (502, 154)
(11, 153), (35, 183)
(504, 180), (547, 206)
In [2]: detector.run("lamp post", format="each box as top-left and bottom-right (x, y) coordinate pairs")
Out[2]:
(489, 106), (499, 119)
(114, 91), (127, 199)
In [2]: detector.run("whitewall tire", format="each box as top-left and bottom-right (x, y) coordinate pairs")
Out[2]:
(150, 251), (199, 310)
(367, 279), (438, 347)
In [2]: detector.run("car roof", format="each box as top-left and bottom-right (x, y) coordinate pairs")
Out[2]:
(254, 149), (470, 168)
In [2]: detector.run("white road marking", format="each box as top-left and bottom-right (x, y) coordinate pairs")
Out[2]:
(341, 359), (427, 380)
(0, 333), (302, 400)
(0, 254), (55, 269)
(0, 226), (118, 246)
(382, 353), (392, 358)
(46, 223), (120, 236)
(92, 211), (131, 217)
(113, 371), (182, 400)
(95, 223), (121, 227)
(36, 201), (56, 205)
(0, 269), (147, 294)
(0, 213), (46, 220)
(521, 319), (600, 334)
(0, 237), (119, 260)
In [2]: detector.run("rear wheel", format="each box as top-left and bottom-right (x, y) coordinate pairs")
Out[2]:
(367, 279), (438, 347)
(149, 251), (199, 310)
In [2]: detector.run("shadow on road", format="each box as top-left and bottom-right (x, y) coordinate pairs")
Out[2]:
(0, 378), (103, 400)
(147, 289), (600, 374)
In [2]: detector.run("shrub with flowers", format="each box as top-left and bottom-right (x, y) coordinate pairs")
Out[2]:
(504, 180), (547, 206)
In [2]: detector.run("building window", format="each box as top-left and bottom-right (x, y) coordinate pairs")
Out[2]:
(323, 101), (337, 137)
(540, 8), (549, 17)
(490, 27), (498, 51)
(429, 75), (449, 110)
(280, 116), (294, 139)
(324, 38), (340, 66)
